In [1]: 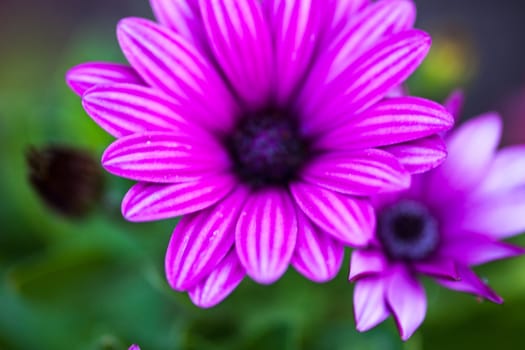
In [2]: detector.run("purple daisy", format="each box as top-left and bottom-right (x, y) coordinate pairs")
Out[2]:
(66, 0), (453, 307)
(350, 93), (525, 340)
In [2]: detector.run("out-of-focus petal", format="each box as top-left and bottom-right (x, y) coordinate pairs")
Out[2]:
(475, 145), (525, 196)
(381, 135), (447, 174)
(457, 189), (525, 240)
(427, 113), (502, 203)
(292, 211), (344, 282)
(413, 257), (458, 280)
(128, 345), (140, 350)
(354, 276), (390, 332)
(102, 132), (230, 183)
(200, 0), (273, 107)
(149, 0), (205, 47)
(301, 149), (410, 195)
(316, 97), (453, 150)
(440, 233), (525, 266)
(122, 175), (237, 221)
(385, 266), (427, 341)
(235, 189), (297, 284)
(435, 264), (503, 303)
(349, 249), (387, 281)
(443, 89), (464, 121)
(300, 30), (431, 136)
(166, 187), (249, 290)
(82, 84), (207, 138)
(290, 182), (374, 246)
(264, 0), (324, 103)
(117, 17), (237, 132)
(66, 62), (142, 96)
(188, 250), (245, 308)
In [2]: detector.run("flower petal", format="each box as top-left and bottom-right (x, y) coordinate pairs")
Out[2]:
(235, 189), (298, 284)
(353, 276), (390, 333)
(301, 149), (410, 195)
(349, 249), (387, 281)
(102, 132), (229, 183)
(440, 233), (525, 266)
(117, 17), (237, 132)
(381, 135), (447, 174)
(435, 264), (503, 303)
(413, 257), (459, 280)
(292, 211), (344, 282)
(328, 0), (369, 33)
(82, 83), (206, 138)
(200, 0), (273, 107)
(290, 182), (374, 246)
(188, 250), (245, 308)
(443, 89), (464, 121)
(122, 175), (237, 221)
(165, 187), (249, 290)
(300, 30), (431, 135)
(427, 113), (502, 202)
(264, 0), (323, 103)
(457, 189), (525, 240)
(323, 0), (416, 78)
(385, 266), (427, 341)
(149, 0), (205, 47)
(66, 62), (142, 96)
(476, 145), (525, 196)
(316, 97), (453, 150)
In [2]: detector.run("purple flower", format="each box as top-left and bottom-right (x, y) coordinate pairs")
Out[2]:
(66, 0), (453, 307)
(350, 94), (525, 340)
(128, 345), (140, 350)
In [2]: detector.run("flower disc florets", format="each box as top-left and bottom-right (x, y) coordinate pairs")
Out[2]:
(378, 200), (439, 261)
(226, 109), (309, 187)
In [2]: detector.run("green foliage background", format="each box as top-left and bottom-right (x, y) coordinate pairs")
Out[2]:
(1, 1), (525, 349)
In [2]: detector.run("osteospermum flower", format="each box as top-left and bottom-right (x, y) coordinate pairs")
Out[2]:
(66, 0), (453, 307)
(350, 94), (525, 340)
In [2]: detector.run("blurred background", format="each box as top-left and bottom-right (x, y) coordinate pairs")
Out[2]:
(1, 0), (525, 349)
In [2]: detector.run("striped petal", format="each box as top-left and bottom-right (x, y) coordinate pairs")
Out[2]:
(188, 250), (245, 308)
(122, 175), (237, 221)
(117, 17), (237, 132)
(66, 62), (142, 96)
(300, 30), (431, 136)
(381, 135), (448, 174)
(235, 189), (298, 284)
(292, 211), (344, 282)
(82, 83), (207, 138)
(354, 276), (390, 333)
(323, 0), (416, 78)
(149, 0), (205, 47)
(302, 149), (410, 195)
(349, 249), (387, 281)
(328, 0), (369, 33)
(316, 97), (453, 150)
(102, 132), (229, 183)
(166, 187), (249, 290)
(200, 0), (273, 107)
(385, 266), (427, 341)
(264, 0), (323, 103)
(290, 182), (374, 246)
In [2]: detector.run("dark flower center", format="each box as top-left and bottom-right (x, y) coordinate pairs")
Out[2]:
(226, 109), (309, 187)
(377, 200), (439, 261)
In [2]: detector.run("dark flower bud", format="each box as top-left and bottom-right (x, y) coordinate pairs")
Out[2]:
(26, 145), (104, 218)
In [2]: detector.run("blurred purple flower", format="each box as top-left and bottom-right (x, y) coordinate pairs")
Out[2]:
(66, 0), (453, 307)
(350, 94), (525, 340)
(128, 345), (140, 350)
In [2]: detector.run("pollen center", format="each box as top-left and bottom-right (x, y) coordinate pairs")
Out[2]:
(378, 200), (439, 261)
(226, 110), (309, 187)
